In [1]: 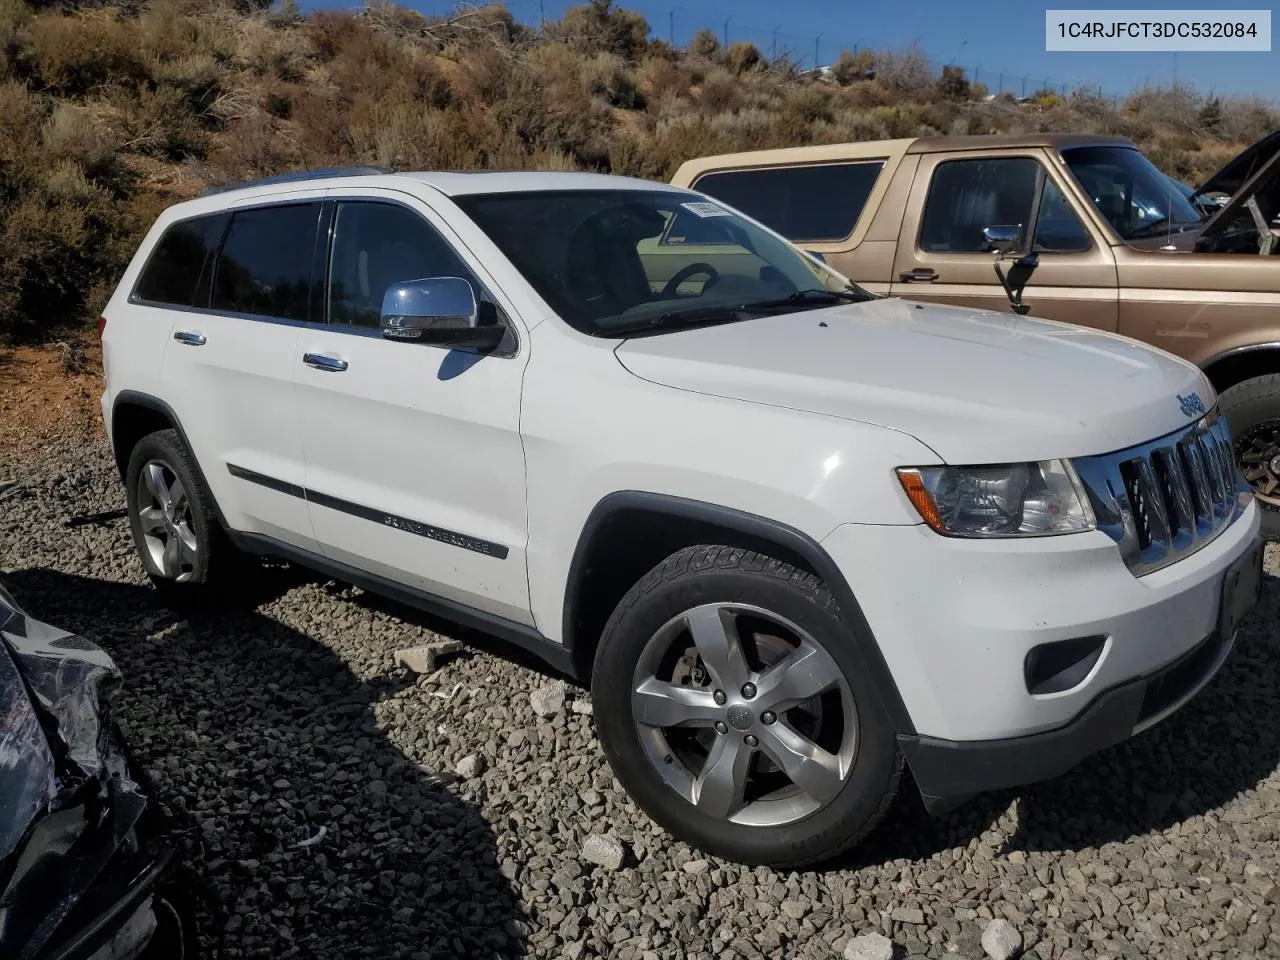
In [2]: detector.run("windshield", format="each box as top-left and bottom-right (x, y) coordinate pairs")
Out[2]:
(451, 189), (870, 337)
(1061, 146), (1205, 242)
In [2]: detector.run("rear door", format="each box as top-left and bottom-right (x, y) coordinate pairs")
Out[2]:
(156, 194), (324, 551)
(890, 149), (1120, 330)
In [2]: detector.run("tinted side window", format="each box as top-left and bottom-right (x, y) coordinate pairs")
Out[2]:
(211, 203), (320, 321)
(1032, 178), (1091, 253)
(691, 162), (885, 242)
(920, 158), (1040, 253)
(133, 214), (227, 307)
(327, 202), (478, 328)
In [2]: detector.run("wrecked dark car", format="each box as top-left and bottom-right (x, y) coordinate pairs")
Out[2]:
(0, 579), (198, 960)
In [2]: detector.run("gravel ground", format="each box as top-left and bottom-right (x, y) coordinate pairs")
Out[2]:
(2, 434), (1279, 960)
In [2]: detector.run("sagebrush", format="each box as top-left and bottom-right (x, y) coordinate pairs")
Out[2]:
(0, 0), (1273, 340)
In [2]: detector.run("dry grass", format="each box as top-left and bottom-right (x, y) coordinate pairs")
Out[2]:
(0, 0), (1274, 342)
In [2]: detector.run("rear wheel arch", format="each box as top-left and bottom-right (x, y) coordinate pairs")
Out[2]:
(110, 391), (230, 531)
(560, 491), (916, 735)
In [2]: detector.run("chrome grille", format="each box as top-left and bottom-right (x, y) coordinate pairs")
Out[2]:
(1073, 411), (1251, 576)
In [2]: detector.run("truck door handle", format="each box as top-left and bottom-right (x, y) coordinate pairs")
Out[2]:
(303, 353), (349, 372)
(898, 268), (938, 282)
(173, 330), (206, 346)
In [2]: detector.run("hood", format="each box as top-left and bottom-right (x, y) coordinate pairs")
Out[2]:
(1193, 129), (1280, 200)
(613, 298), (1212, 464)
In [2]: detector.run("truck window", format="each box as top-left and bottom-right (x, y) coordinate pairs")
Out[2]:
(1032, 179), (1091, 253)
(920, 157), (1040, 253)
(690, 162), (885, 243)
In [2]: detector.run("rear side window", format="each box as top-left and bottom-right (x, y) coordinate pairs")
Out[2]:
(132, 214), (227, 307)
(919, 157), (1040, 253)
(211, 203), (321, 321)
(690, 161), (885, 243)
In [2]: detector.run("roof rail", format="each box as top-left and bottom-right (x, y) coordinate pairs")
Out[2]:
(198, 165), (394, 198)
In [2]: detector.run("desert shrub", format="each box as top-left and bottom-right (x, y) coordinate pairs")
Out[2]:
(726, 42), (760, 76)
(875, 44), (932, 94)
(936, 65), (970, 101)
(687, 29), (719, 59)
(830, 49), (874, 86)
(550, 0), (650, 61)
(1124, 83), (1201, 134)
(16, 8), (149, 95)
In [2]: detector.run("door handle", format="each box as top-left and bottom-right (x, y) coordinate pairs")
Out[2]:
(303, 353), (349, 372)
(897, 268), (938, 283)
(173, 330), (206, 346)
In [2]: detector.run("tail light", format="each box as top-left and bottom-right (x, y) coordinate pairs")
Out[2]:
(97, 315), (107, 341)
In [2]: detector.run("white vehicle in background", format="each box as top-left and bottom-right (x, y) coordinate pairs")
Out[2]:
(97, 166), (1262, 867)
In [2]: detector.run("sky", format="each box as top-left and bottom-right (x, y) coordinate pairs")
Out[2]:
(298, 0), (1277, 100)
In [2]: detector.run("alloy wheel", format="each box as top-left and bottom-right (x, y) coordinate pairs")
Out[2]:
(1238, 421), (1280, 508)
(630, 602), (858, 827)
(136, 460), (199, 582)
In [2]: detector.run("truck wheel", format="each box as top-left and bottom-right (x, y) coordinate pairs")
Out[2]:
(1220, 374), (1280, 541)
(125, 429), (237, 599)
(591, 545), (902, 869)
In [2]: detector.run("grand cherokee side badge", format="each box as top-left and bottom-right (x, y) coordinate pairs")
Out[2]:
(1178, 393), (1206, 418)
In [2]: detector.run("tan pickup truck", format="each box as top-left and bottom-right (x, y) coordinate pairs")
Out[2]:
(670, 132), (1280, 537)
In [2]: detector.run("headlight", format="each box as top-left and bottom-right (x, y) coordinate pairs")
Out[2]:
(896, 460), (1096, 537)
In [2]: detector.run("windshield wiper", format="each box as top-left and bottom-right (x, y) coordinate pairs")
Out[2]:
(609, 305), (749, 336)
(734, 287), (872, 311)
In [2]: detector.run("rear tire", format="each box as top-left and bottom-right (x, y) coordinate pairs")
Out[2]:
(590, 545), (902, 869)
(124, 429), (238, 601)
(1220, 374), (1280, 541)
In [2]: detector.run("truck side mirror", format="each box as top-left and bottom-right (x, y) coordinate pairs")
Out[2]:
(982, 224), (1022, 256)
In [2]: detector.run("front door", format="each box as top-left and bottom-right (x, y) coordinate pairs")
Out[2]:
(293, 191), (533, 625)
(890, 150), (1120, 331)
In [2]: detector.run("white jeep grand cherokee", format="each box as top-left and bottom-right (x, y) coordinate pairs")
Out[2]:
(99, 167), (1263, 868)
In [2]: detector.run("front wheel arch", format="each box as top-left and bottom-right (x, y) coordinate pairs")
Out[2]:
(560, 491), (916, 735)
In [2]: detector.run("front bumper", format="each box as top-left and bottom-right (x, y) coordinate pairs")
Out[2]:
(822, 495), (1263, 810)
(901, 590), (1249, 813)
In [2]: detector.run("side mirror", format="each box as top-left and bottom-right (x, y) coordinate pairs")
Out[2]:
(982, 224), (1022, 256)
(380, 277), (504, 350)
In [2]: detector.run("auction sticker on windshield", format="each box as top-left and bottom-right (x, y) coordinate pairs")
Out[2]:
(681, 201), (731, 218)
(1046, 9), (1270, 50)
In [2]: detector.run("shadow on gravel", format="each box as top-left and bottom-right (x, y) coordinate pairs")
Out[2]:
(4, 567), (529, 960)
(830, 571), (1280, 870)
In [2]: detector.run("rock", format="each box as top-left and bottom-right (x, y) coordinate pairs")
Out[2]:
(581, 833), (626, 871)
(780, 900), (808, 920)
(981, 918), (1023, 960)
(682, 859), (710, 875)
(393, 639), (464, 674)
(530, 680), (567, 717)
(454, 753), (486, 779)
(571, 699), (594, 715)
(891, 906), (925, 924)
(844, 932), (895, 960)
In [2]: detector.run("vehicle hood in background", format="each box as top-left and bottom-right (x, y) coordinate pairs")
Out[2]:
(1194, 129), (1280, 200)
(614, 298), (1212, 464)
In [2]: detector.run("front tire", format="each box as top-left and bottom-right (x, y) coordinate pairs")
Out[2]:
(1220, 374), (1280, 541)
(591, 545), (902, 869)
(125, 429), (235, 597)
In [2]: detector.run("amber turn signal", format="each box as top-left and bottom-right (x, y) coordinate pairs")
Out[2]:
(895, 468), (946, 533)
